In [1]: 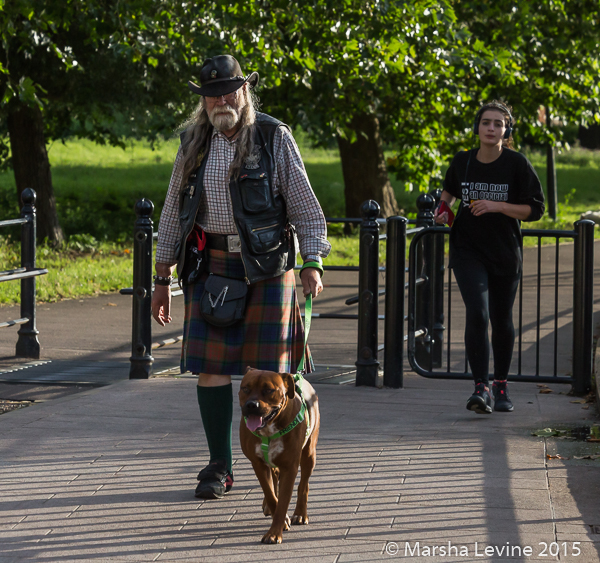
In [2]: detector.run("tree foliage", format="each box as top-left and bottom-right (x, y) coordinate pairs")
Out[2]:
(161, 0), (478, 212)
(0, 0), (193, 158)
(1, 0), (599, 237)
(0, 0), (200, 240)
(453, 1), (600, 149)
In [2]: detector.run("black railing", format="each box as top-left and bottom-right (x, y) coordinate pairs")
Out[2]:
(123, 200), (380, 378)
(360, 190), (594, 393)
(0, 188), (48, 358)
(382, 215), (407, 388)
(124, 194), (594, 393)
(129, 199), (155, 379)
(355, 200), (382, 386)
(572, 220), (595, 394)
(400, 214), (595, 392)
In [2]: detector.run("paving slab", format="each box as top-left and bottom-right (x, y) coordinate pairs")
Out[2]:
(0, 376), (599, 561)
(1, 242), (600, 560)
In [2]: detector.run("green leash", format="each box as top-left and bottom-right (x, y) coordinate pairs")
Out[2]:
(249, 294), (312, 468)
(295, 293), (311, 374)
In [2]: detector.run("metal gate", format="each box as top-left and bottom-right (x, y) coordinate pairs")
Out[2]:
(379, 193), (595, 393)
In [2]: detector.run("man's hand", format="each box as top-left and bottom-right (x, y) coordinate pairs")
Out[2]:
(300, 267), (323, 299)
(152, 285), (172, 326)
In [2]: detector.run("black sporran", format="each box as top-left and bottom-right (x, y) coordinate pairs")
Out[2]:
(200, 274), (248, 327)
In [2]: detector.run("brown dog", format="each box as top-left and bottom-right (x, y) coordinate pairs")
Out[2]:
(239, 367), (320, 544)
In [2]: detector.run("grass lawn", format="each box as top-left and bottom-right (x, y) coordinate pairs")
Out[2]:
(0, 236), (134, 305)
(0, 138), (599, 305)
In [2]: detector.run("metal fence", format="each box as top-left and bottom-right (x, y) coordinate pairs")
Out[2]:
(360, 193), (595, 394)
(0, 188), (48, 358)
(125, 194), (595, 393)
(123, 199), (383, 378)
(405, 223), (594, 388)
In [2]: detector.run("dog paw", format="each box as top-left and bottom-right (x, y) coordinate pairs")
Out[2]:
(261, 531), (283, 544)
(262, 499), (273, 517)
(291, 514), (309, 525)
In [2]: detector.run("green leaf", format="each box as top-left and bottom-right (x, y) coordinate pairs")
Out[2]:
(532, 428), (559, 437)
(473, 39), (485, 51)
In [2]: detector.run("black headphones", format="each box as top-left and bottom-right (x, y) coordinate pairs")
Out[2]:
(473, 103), (513, 139)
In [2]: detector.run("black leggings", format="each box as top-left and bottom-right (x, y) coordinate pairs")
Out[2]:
(452, 259), (520, 384)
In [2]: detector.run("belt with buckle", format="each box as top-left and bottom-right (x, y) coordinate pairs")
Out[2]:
(205, 232), (242, 253)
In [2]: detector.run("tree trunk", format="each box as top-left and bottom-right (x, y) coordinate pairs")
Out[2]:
(337, 112), (399, 221)
(7, 103), (64, 244)
(578, 123), (600, 149)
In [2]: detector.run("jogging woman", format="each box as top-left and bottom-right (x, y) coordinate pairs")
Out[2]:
(435, 101), (545, 414)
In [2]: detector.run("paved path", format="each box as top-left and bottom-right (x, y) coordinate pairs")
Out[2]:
(0, 241), (599, 561)
(1, 376), (600, 562)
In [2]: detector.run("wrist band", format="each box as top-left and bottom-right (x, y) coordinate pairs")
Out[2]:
(301, 261), (324, 277)
(153, 275), (173, 286)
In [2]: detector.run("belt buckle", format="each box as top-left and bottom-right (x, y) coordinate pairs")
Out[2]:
(227, 234), (241, 253)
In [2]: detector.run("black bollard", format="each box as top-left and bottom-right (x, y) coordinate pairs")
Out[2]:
(414, 193), (435, 370)
(383, 216), (407, 388)
(429, 188), (445, 368)
(16, 188), (40, 359)
(355, 200), (381, 387)
(130, 199), (154, 379)
(572, 219), (594, 394)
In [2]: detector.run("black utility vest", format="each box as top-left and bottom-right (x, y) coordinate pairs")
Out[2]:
(176, 113), (296, 284)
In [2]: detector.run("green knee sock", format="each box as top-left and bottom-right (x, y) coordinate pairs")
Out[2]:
(196, 384), (233, 472)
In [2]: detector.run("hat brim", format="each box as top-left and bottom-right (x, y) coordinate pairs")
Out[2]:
(188, 71), (259, 97)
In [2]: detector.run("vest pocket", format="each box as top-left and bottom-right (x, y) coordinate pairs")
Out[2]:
(239, 172), (270, 213)
(245, 222), (283, 254)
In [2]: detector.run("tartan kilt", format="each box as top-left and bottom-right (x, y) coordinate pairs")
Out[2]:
(181, 249), (313, 375)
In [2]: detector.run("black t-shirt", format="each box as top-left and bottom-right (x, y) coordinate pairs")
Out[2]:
(444, 148), (545, 276)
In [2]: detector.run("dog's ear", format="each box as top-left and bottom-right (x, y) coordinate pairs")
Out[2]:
(282, 373), (296, 399)
(244, 366), (253, 374)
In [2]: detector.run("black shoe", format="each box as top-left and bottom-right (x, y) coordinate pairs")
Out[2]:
(195, 460), (234, 499)
(492, 380), (514, 412)
(466, 382), (492, 414)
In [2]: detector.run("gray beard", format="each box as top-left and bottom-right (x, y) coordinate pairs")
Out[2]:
(209, 107), (239, 132)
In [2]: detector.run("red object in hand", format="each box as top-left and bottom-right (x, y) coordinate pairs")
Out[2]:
(437, 201), (455, 227)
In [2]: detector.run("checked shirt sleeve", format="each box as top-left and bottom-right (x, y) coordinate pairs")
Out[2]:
(155, 146), (183, 266)
(274, 127), (331, 263)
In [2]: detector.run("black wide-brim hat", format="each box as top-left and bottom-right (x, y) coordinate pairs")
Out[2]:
(188, 55), (259, 97)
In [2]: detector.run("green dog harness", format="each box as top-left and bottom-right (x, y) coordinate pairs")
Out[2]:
(246, 294), (313, 468)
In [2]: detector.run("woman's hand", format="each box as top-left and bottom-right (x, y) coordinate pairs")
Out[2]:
(469, 199), (502, 216)
(434, 208), (449, 225)
(434, 191), (456, 225)
(469, 200), (532, 220)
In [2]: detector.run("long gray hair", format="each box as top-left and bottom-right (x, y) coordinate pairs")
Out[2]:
(177, 86), (260, 187)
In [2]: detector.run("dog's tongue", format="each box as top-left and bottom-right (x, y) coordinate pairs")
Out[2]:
(246, 415), (263, 432)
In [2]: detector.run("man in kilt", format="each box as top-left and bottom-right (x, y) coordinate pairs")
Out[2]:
(151, 55), (331, 499)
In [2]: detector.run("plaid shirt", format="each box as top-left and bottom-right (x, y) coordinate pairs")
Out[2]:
(156, 125), (331, 266)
